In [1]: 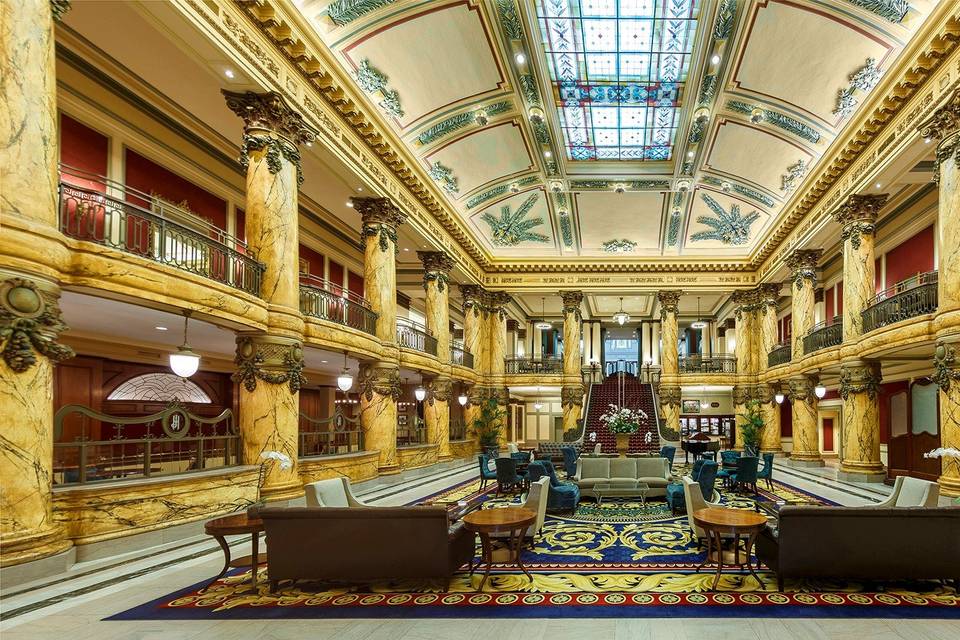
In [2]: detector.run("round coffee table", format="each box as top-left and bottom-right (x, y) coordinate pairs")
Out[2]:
(692, 507), (768, 590)
(204, 512), (265, 593)
(462, 506), (536, 591)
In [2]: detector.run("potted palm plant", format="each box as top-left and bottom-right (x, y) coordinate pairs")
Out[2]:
(470, 397), (505, 458)
(599, 404), (648, 457)
(738, 399), (765, 457)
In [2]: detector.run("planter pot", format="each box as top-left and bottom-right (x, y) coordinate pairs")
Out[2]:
(614, 433), (632, 458)
(483, 445), (500, 458)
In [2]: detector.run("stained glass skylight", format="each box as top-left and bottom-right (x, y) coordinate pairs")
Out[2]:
(535, 0), (701, 161)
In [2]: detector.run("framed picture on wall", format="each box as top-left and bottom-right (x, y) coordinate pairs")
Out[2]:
(682, 400), (700, 413)
(397, 414), (408, 426)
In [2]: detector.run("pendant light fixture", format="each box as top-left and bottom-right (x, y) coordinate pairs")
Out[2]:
(691, 296), (707, 330)
(414, 372), (427, 402)
(168, 310), (200, 378)
(457, 386), (469, 407)
(336, 351), (354, 392)
(814, 382), (827, 399)
(613, 296), (630, 326)
(533, 386), (543, 411)
(775, 388), (785, 404)
(534, 297), (551, 331)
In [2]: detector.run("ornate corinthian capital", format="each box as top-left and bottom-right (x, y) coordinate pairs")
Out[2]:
(561, 291), (584, 317)
(233, 336), (306, 394)
(658, 290), (681, 319)
(658, 384), (681, 407)
(786, 249), (822, 290)
(839, 362), (881, 400)
(222, 90), (317, 144)
(354, 197), (407, 252)
(418, 251), (455, 292)
(561, 385), (584, 408)
(357, 363), (402, 402)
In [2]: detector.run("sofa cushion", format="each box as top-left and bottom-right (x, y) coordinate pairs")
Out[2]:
(607, 478), (639, 486)
(638, 477), (670, 488)
(580, 457), (610, 479)
(635, 457), (668, 479)
(609, 458), (636, 479)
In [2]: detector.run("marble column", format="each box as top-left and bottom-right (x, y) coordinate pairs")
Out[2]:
(787, 250), (822, 359)
(835, 194), (887, 342)
(758, 384), (782, 452)
(838, 361), (884, 481)
(358, 362), (402, 473)
(560, 291), (584, 435)
(658, 291), (681, 376)
(419, 251), (455, 460)
(788, 375), (823, 466)
(486, 292), (511, 422)
(932, 340), (960, 497)
(658, 385), (681, 443)
(353, 198), (407, 344)
(0, 275), (74, 566)
(759, 284), (782, 452)
(459, 285), (487, 430)
(223, 91), (316, 500)
(732, 290), (756, 376)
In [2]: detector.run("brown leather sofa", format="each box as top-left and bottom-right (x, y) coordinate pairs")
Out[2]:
(756, 506), (960, 591)
(259, 506), (474, 592)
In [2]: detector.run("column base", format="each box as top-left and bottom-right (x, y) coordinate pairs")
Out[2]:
(939, 474), (960, 499)
(837, 468), (887, 483)
(787, 456), (824, 468)
(0, 526), (72, 568)
(437, 454), (453, 462)
(259, 479), (305, 502)
(378, 463), (401, 475)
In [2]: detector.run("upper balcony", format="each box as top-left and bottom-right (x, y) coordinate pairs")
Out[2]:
(862, 271), (938, 334)
(803, 318), (842, 355)
(678, 355), (737, 374)
(505, 356), (563, 375)
(58, 166), (264, 297)
(299, 275), (377, 335)
(397, 319), (438, 357)
(450, 343), (474, 369)
(767, 341), (792, 368)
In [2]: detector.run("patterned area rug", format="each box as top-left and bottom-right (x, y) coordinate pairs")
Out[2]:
(110, 471), (960, 620)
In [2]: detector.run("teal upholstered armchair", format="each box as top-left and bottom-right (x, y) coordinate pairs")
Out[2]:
(757, 453), (775, 491)
(527, 461), (580, 512)
(478, 454), (497, 490)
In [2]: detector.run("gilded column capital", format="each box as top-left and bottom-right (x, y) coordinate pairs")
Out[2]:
(233, 335), (306, 394)
(0, 277), (74, 373)
(839, 362), (881, 400)
(919, 90), (960, 184)
(788, 376), (818, 403)
(732, 289), (762, 318)
(933, 340), (960, 391)
(786, 249), (822, 290)
(459, 284), (486, 316)
(561, 384), (584, 408)
(834, 194), (887, 250)
(732, 385), (753, 406)
(353, 197), (407, 252)
(657, 290), (681, 319)
(561, 291), (584, 316)
(427, 376), (452, 406)
(657, 384), (682, 407)
(757, 283), (781, 309)
(417, 251), (455, 292)
(755, 384), (777, 405)
(357, 362), (402, 402)
(486, 291), (513, 321)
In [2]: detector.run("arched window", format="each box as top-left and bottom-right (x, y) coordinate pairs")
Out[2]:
(107, 373), (212, 404)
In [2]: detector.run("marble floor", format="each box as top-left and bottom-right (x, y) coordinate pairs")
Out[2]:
(0, 459), (956, 640)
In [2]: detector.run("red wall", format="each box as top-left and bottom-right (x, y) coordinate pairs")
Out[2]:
(124, 149), (227, 231)
(235, 208), (245, 242)
(822, 417), (834, 452)
(780, 400), (792, 438)
(60, 114), (108, 190)
(779, 314), (792, 342)
(328, 259), (344, 290)
(348, 270), (364, 298)
(884, 226), (935, 289)
(299, 245), (324, 277)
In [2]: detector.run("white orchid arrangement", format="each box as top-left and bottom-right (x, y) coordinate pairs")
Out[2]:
(923, 447), (960, 504)
(599, 404), (648, 434)
(260, 450), (293, 470)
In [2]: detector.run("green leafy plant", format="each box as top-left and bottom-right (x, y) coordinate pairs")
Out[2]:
(738, 399), (766, 455)
(470, 398), (505, 449)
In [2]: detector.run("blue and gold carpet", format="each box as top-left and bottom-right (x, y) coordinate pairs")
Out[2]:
(110, 472), (960, 619)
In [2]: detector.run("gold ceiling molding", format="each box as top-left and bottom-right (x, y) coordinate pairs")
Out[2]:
(752, 4), (960, 275)
(481, 271), (756, 290)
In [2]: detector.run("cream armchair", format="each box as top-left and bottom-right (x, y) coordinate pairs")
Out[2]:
(873, 476), (940, 508)
(491, 476), (550, 543)
(304, 477), (368, 508)
(682, 476), (722, 546)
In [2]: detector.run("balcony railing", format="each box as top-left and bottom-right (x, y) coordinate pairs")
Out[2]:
(678, 355), (737, 374)
(397, 415), (427, 447)
(505, 356), (563, 374)
(298, 408), (364, 457)
(803, 319), (843, 354)
(450, 343), (474, 369)
(397, 320), (438, 356)
(58, 166), (264, 296)
(299, 275), (377, 335)
(862, 271), (938, 333)
(768, 341), (792, 367)
(605, 359), (638, 376)
(53, 404), (240, 486)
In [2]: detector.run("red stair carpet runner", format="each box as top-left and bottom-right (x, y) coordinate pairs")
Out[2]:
(584, 374), (660, 454)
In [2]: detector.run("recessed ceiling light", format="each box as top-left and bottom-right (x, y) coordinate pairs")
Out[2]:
(224, 69), (235, 79)
(403, 247), (410, 252)
(321, 360), (328, 364)
(924, 137), (931, 144)
(544, 150), (552, 158)
(515, 52), (526, 65)
(346, 201), (354, 208)
(357, 186), (363, 191)
(875, 182), (882, 188)
(305, 141), (312, 147)
(710, 54), (721, 65)
(155, 326), (168, 331)
(687, 150), (694, 158)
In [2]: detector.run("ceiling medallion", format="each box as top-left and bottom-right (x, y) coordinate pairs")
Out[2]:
(601, 239), (637, 254)
(482, 193), (548, 246)
(833, 58), (882, 120)
(781, 159), (808, 192)
(428, 161), (459, 195)
(691, 193), (759, 245)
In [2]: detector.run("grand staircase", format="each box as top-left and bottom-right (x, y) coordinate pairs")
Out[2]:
(584, 374), (661, 455)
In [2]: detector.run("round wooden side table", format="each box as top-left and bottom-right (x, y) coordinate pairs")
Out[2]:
(692, 507), (768, 590)
(204, 512), (265, 593)
(463, 506), (536, 591)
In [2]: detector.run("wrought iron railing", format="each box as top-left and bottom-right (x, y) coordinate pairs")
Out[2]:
(58, 166), (264, 296)
(397, 415), (427, 446)
(449, 420), (468, 441)
(397, 320), (438, 356)
(298, 408), (364, 457)
(299, 275), (377, 336)
(53, 403), (239, 485)
(862, 271), (938, 333)
(803, 319), (843, 354)
(505, 356), (564, 374)
(450, 343), (474, 368)
(605, 359), (638, 376)
(678, 355), (737, 374)
(768, 341), (792, 367)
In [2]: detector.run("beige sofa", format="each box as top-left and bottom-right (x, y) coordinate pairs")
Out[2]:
(573, 457), (672, 498)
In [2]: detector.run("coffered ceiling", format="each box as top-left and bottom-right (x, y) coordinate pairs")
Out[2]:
(295, 0), (934, 264)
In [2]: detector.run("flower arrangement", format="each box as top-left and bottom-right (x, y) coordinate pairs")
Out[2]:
(923, 447), (960, 504)
(250, 450), (293, 511)
(599, 404), (648, 434)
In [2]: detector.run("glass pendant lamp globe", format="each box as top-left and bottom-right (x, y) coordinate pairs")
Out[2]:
(169, 349), (200, 378)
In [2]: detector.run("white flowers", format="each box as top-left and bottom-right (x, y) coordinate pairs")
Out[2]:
(599, 404), (649, 434)
(260, 450), (293, 470)
(923, 447), (960, 459)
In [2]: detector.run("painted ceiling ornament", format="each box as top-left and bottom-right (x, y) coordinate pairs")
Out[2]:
(691, 193), (759, 245)
(232, 337), (306, 394)
(466, 176), (539, 210)
(0, 277), (74, 373)
(781, 159), (808, 192)
(601, 239), (637, 254)
(727, 101), (821, 143)
(701, 176), (775, 207)
(713, 0), (738, 39)
(834, 193), (887, 250)
(838, 362), (882, 400)
(417, 251), (455, 293)
(482, 193), (548, 246)
(667, 209), (683, 247)
(933, 340), (960, 391)
(786, 249), (823, 291)
(918, 88), (960, 184)
(833, 58), (882, 119)
(415, 102), (509, 146)
(428, 161), (459, 195)
(845, 0), (910, 24)
(51, 0), (71, 22)
(378, 89), (404, 118)
(353, 59), (387, 93)
(327, 0), (398, 26)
